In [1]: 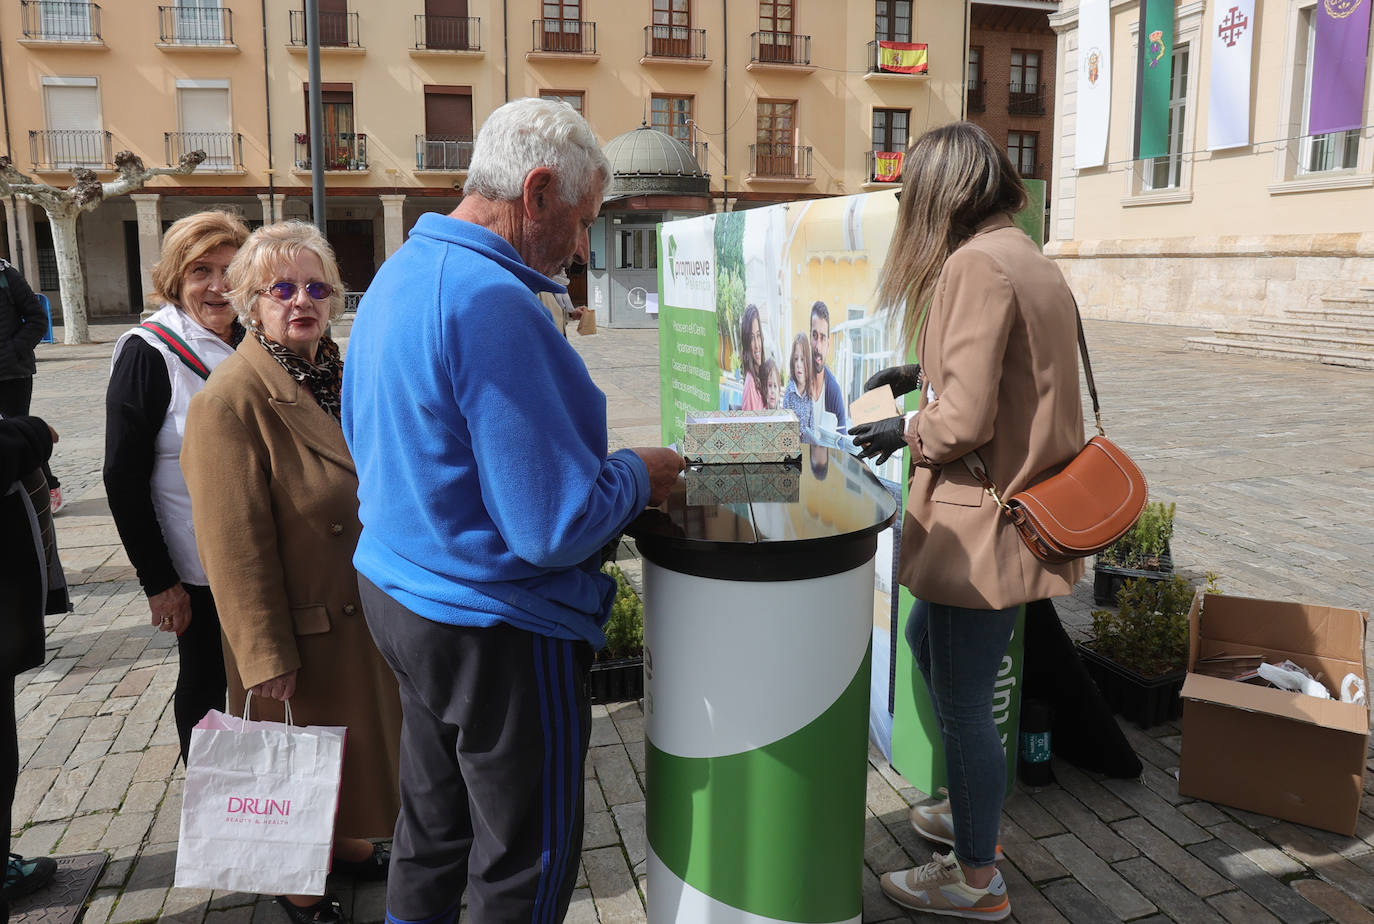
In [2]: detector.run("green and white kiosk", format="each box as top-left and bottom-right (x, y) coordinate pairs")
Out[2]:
(629, 450), (897, 924)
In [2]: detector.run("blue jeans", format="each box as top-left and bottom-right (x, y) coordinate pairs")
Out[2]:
(906, 598), (1021, 868)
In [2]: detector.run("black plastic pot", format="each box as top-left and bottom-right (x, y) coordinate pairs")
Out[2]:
(589, 656), (644, 704)
(1093, 551), (1174, 606)
(1076, 643), (1184, 729)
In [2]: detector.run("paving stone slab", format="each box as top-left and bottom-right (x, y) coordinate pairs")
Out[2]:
(1115, 855), (1227, 924)
(1189, 838), (1325, 924)
(1033, 790), (1138, 862)
(1290, 877), (1374, 924)
(1040, 833), (1154, 920)
(1113, 818), (1232, 897)
(1040, 878), (1122, 924)
(1102, 777), (1210, 846)
(1264, 822), (1374, 908)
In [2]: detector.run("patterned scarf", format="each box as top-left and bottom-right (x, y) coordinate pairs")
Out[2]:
(253, 327), (344, 421)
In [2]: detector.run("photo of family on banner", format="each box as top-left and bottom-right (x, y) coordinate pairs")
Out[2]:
(656, 182), (1046, 797)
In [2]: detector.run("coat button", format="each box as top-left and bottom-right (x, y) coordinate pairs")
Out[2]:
(342, 603), (357, 616)
(330, 523), (344, 535)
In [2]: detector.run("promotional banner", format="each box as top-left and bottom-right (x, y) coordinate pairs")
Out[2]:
(1310, 0), (1374, 135)
(1207, 0), (1257, 150)
(1076, 0), (1112, 169)
(657, 191), (1036, 801)
(1134, 0), (1176, 161)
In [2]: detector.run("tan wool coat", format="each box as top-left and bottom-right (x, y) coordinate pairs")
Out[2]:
(182, 334), (401, 838)
(898, 214), (1086, 610)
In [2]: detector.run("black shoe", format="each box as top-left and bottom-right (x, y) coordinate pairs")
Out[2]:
(3, 854), (58, 901)
(331, 843), (390, 881)
(275, 895), (347, 924)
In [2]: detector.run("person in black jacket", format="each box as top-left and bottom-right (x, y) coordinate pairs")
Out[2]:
(0, 259), (62, 511)
(0, 413), (67, 914)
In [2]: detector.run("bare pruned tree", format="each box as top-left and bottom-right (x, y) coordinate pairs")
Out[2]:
(0, 149), (205, 344)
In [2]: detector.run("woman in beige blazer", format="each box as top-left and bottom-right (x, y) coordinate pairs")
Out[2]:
(182, 222), (400, 924)
(851, 123), (1084, 922)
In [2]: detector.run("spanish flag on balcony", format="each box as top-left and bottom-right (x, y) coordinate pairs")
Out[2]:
(874, 151), (904, 182)
(877, 41), (928, 74)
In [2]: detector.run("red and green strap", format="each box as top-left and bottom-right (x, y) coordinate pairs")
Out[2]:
(141, 321), (211, 381)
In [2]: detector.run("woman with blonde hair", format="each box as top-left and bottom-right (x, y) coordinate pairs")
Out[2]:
(850, 122), (1084, 922)
(103, 208), (249, 763)
(182, 221), (401, 924)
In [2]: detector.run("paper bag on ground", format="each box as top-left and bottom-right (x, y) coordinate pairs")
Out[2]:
(175, 709), (346, 895)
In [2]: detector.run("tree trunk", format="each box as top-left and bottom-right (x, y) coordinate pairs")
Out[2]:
(49, 210), (88, 344)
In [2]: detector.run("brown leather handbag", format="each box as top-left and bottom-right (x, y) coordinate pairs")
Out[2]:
(963, 307), (1148, 565)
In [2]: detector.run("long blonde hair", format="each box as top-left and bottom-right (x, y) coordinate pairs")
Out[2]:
(875, 122), (1027, 351)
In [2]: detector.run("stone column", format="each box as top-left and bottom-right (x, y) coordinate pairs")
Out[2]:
(131, 194), (163, 311)
(379, 194), (406, 258)
(3, 197), (40, 285)
(257, 192), (287, 225)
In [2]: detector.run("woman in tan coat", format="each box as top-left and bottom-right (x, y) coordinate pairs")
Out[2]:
(851, 123), (1084, 922)
(182, 222), (400, 924)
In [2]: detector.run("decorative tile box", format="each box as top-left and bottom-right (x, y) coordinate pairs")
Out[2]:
(682, 410), (801, 464)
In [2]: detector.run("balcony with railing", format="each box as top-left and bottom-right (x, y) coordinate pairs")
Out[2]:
(413, 15), (480, 51)
(866, 40), (929, 77)
(865, 150), (905, 185)
(157, 5), (233, 46)
(165, 131), (243, 171)
(748, 143), (813, 182)
(293, 132), (367, 171)
(641, 24), (706, 62)
(288, 9), (360, 48)
(1016, 161), (1044, 180)
(967, 79), (986, 114)
(20, 1), (102, 43)
(749, 31), (811, 69)
(415, 135), (473, 172)
(30, 129), (111, 170)
(1008, 82), (1046, 116)
(530, 19), (596, 57)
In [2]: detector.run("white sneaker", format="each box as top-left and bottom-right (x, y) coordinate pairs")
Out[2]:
(880, 852), (1011, 920)
(910, 788), (1004, 859)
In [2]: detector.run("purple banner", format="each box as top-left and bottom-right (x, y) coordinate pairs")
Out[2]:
(1310, 0), (1374, 135)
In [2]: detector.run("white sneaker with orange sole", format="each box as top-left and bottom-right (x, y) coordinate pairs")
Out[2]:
(880, 851), (1011, 921)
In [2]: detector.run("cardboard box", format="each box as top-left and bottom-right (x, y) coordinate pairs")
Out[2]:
(1178, 592), (1369, 835)
(682, 410), (801, 464)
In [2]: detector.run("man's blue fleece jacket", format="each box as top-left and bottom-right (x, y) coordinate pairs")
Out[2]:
(341, 212), (650, 647)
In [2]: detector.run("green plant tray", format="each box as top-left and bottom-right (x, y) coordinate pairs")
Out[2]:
(590, 656), (643, 704)
(1092, 552), (1174, 606)
(1077, 642), (1184, 729)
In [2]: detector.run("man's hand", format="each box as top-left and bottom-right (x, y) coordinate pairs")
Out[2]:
(849, 416), (908, 465)
(863, 363), (923, 398)
(149, 583), (192, 635)
(632, 447), (685, 506)
(48, 425), (59, 444)
(567, 307), (586, 320)
(251, 670), (298, 702)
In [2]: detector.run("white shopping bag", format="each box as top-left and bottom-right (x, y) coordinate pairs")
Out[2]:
(175, 697), (346, 895)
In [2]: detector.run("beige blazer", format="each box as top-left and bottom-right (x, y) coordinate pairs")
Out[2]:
(182, 335), (401, 837)
(897, 214), (1086, 610)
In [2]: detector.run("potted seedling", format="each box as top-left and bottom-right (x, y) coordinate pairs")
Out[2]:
(1093, 500), (1176, 605)
(590, 562), (645, 704)
(1078, 572), (1218, 728)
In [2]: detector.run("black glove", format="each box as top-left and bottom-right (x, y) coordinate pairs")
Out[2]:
(849, 415), (907, 465)
(863, 363), (923, 398)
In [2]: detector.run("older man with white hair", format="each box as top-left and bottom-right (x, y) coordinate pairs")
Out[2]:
(343, 97), (682, 924)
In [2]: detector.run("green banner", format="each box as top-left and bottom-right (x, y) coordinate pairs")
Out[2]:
(657, 214), (722, 447)
(1134, 0), (1175, 160)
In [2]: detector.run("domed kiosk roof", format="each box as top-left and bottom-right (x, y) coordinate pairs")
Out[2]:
(603, 124), (709, 198)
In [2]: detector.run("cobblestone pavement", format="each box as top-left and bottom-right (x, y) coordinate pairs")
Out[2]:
(12, 316), (1374, 924)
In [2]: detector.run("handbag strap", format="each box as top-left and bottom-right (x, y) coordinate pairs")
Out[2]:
(141, 321), (212, 381)
(961, 292), (1102, 505)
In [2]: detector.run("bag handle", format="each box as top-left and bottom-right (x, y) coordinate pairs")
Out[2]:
(241, 690), (294, 730)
